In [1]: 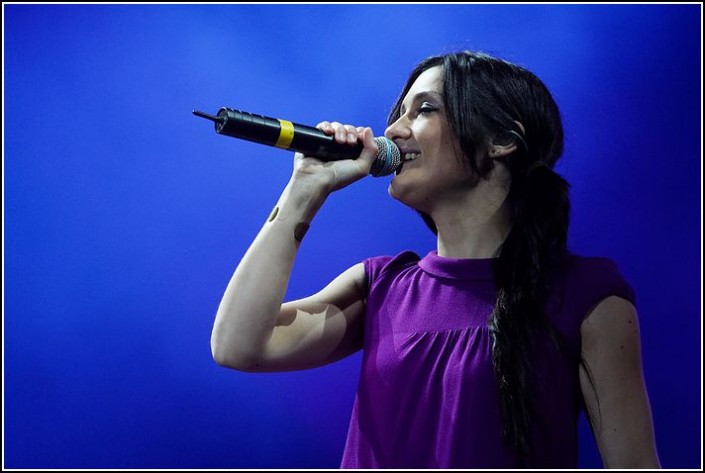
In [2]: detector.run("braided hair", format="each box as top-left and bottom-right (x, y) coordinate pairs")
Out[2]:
(388, 51), (570, 460)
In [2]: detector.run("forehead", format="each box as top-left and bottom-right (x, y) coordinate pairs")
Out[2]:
(403, 66), (443, 104)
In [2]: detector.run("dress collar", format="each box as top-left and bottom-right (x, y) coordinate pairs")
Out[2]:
(418, 250), (496, 281)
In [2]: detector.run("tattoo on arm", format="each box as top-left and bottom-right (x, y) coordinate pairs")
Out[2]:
(267, 206), (279, 222)
(294, 222), (310, 242)
(267, 205), (309, 242)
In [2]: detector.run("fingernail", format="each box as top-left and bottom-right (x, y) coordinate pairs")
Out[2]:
(348, 133), (356, 141)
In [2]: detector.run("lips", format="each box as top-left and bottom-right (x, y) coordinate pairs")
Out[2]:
(394, 147), (421, 175)
(395, 154), (419, 175)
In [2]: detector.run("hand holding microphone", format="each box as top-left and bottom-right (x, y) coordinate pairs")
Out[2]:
(298, 123), (379, 193)
(193, 107), (401, 177)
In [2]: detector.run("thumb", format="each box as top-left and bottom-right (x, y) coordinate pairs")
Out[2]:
(357, 127), (378, 174)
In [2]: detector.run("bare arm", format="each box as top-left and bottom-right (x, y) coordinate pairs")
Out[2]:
(579, 296), (661, 468)
(211, 124), (378, 372)
(259, 263), (366, 372)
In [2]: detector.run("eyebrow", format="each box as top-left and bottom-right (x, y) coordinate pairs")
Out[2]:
(400, 91), (443, 113)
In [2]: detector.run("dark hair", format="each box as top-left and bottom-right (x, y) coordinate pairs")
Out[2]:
(388, 51), (570, 460)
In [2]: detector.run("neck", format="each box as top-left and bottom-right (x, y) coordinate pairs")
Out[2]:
(432, 172), (512, 259)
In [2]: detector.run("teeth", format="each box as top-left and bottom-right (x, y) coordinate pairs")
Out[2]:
(404, 152), (419, 161)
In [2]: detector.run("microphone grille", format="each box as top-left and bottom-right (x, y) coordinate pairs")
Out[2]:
(370, 137), (401, 177)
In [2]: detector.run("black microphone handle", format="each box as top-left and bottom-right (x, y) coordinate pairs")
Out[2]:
(193, 107), (401, 176)
(216, 107), (364, 161)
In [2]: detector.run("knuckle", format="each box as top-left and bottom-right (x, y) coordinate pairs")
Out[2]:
(316, 121), (332, 133)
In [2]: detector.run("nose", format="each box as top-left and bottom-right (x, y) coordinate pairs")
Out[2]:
(384, 115), (411, 141)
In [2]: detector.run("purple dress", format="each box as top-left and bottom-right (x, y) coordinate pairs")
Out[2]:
(340, 250), (635, 468)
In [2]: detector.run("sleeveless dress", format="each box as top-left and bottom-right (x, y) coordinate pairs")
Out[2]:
(340, 250), (635, 468)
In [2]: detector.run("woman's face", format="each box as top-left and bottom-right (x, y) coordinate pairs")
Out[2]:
(385, 66), (475, 213)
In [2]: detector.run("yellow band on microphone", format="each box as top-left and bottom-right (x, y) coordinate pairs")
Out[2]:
(275, 119), (295, 149)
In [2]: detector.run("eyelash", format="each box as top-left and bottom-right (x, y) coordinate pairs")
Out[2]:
(399, 103), (437, 118)
(418, 106), (436, 115)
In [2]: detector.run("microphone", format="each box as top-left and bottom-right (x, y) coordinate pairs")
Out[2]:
(192, 107), (400, 177)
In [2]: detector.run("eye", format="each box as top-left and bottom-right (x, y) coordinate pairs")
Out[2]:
(417, 103), (437, 115)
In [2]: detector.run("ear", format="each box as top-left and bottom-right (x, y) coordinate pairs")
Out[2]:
(488, 140), (518, 160)
(489, 121), (526, 160)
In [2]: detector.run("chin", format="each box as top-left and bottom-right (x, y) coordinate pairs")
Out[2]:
(388, 176), (427, 212)
(388, 174), (406, 201)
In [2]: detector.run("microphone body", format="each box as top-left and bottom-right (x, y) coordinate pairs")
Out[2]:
(193, 107), (400, 177)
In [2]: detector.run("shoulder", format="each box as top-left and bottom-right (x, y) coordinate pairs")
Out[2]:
(553, 252), (637, 321)
(363, 251), (421, 291)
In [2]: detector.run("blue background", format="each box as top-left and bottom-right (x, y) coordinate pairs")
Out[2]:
(4, 4), (701, 469)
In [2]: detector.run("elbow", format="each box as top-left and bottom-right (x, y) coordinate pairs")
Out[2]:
(210, 311), (272, 372)
(210, 344), (234, 368)
(210, 337), (263, 372)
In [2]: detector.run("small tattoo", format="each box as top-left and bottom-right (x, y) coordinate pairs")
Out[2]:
(294, 222), (310, 242)
(268, 206), (279, 222)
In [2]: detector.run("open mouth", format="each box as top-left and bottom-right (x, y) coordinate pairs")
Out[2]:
(395, 152), (420, 175)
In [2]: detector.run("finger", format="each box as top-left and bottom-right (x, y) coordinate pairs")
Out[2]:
(316, 121), (334, 135)
(357, 127), (378, 170)
(343, 124), (358, 144)
(293, 151), (305, 164)
(330, 121), (347, 143)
